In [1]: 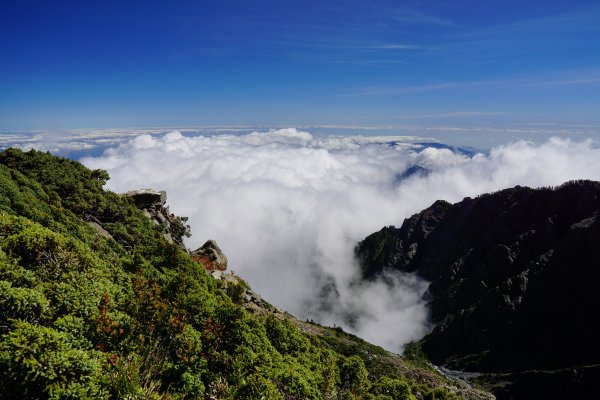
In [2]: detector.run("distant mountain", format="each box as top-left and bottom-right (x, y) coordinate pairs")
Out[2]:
(356, 181), (600, 399)
(391, 141), (478, 183)
(384, 140), (477, 157)
(413, 142), (477, 158)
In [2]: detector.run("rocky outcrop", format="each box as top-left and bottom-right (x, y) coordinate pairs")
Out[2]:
(124, 188), (228, 273)
(124, 189), (189, 247)
(356, 180), (600, 399)
(191, 240), (228, 271)
(124, 189), (167, 209)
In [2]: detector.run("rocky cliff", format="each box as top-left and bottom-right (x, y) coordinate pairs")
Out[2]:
(356, 180), (600, 399)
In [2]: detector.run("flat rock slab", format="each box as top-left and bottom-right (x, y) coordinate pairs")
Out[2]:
(124, 189), (167, 209)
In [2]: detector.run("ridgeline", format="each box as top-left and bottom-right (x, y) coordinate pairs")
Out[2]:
(357, 181), (600, 399)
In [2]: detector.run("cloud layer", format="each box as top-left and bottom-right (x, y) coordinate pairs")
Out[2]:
(82, 129), (600, 353)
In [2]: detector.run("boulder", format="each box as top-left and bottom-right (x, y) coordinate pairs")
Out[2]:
(124, 189), (167, 209)
(191, 240), (228, 271)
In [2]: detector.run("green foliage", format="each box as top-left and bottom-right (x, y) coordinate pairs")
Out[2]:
(225, 281), (247, 304)
(411, 385), (459, 400)
(266, 314), (310, 356)
(171, 215), (192, 239)
(340, 355), (370, 397)
(0, 281), (51, 329)
(53, 314), (93, 349)
(0, 148), (109, 216)
(274, 356), (323, 399)
(0, 321), (107, 399)
(236, 374), (284, 400)
(106, 352), (164, 400)
(0, 148), (471, 399)
(370, 377), (416, 400)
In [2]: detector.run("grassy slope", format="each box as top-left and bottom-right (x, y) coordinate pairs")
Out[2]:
(0, 148), (492, 400)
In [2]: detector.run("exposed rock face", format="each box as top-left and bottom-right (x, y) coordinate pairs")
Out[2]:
(125, 189), (167, 209)
(356, 180), (600, 399)
(191, 240), (228, 271)
(357, 199), (451, 278)
(123, 189), (188, 247)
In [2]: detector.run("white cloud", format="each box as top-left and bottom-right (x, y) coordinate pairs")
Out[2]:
(82, 129), (600, 353)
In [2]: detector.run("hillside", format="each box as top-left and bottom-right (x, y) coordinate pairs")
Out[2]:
(356, 181), (600, 399)
(0, 148), (492, 400)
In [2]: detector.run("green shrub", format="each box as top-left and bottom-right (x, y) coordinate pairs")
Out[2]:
(370, 376), (416, 400)
(53, 314), (94, 349)
(225, 281), (246, 304)
(0, 281), (51, 329)
(236, 374), (283, 400)
(179, 370), (205, 397)
(412, 385), (459, 400)
(339, 355), (370, 397)
(0, 321), (107, 398)
(274, 358), (322, 399)
(265, 315), (310, 356)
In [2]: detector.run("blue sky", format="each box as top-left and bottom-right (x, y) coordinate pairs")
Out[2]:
(1, 0), (599, 130)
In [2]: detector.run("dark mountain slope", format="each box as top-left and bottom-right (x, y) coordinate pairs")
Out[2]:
(356, 181), (600, 397)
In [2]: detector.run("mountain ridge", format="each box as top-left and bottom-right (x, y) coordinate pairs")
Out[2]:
(356, 180), (600, 399)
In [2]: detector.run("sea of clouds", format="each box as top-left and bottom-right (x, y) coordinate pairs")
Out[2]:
(81, 128), (600, 353)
